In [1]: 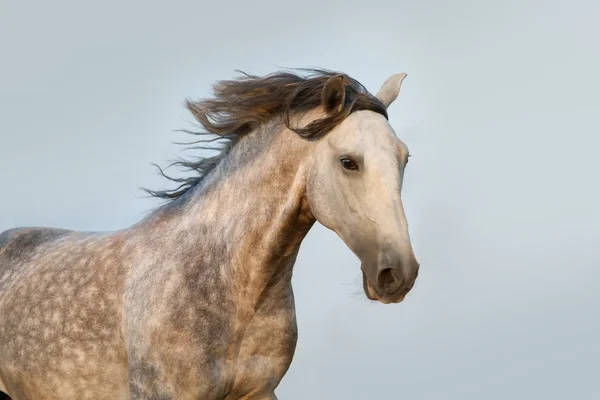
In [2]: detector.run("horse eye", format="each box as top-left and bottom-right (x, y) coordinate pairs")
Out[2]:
(340, 157), (358, 171)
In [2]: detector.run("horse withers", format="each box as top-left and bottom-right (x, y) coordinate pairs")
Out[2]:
(0, 69), (419, 399)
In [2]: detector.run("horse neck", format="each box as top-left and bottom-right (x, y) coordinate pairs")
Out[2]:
(139, 121), (315, 311)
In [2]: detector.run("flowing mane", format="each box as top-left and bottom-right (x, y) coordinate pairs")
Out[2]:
(146, 69), (388, 200)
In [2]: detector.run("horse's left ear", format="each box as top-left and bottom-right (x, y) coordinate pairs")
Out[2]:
(321, 74), (346, 113)
(375, 73), (408, 108)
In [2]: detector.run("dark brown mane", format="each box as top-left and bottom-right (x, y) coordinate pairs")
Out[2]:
(146, 69), (388, 200)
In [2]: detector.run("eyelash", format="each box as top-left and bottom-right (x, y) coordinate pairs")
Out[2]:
(340, 154), (411, 171)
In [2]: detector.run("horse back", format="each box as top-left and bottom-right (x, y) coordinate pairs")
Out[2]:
(0, 227), (72, 290)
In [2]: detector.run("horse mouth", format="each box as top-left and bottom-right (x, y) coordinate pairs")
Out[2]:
(362, 271), (407, 304)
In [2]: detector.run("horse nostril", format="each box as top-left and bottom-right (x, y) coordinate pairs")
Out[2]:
(377, 268), (399, 292)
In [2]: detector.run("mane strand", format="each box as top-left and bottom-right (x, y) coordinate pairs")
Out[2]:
(144, 69), (387, 201)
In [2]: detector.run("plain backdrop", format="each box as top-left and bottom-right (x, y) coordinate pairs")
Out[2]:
(1, 0), (599, 398)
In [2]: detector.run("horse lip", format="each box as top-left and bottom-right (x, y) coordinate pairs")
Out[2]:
(362, 271), (407, 304)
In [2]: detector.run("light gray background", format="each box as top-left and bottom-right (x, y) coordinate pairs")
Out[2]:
(1, 0), (599, 398)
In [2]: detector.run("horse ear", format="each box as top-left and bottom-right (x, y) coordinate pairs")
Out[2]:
(321, 74), (346, 113)
(375, 73), (407, 108)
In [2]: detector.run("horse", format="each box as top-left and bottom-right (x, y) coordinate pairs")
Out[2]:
(0, 69), (420, 399)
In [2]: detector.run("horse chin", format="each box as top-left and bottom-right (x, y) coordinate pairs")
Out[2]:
(362, 271), (380, 301)
(363, 279), (379, 301)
